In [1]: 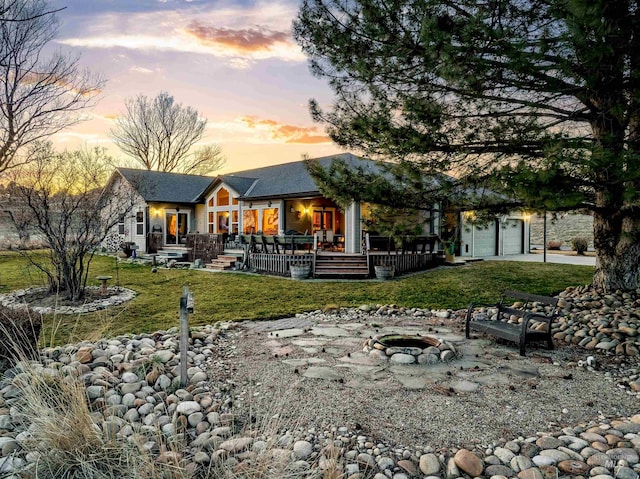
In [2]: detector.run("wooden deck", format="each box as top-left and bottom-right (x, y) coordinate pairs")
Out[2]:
(249, 251), (440, 278)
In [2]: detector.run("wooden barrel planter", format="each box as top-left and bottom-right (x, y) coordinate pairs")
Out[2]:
(290, 263), (311, 280)
(374, 264), (395, 280)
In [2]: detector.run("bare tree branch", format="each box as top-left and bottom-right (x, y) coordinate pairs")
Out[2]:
(0, 0), (103, 174)
(110, 92), (224, 175)
(1, 144), (135, 301)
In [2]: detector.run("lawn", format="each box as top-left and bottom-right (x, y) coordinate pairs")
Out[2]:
(0, 251), (594, 346)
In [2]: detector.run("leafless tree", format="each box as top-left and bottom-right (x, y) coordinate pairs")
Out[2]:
(0, 0), (103, 174)
(3, 143), (135, 301)
(0, 0), (64, 22)
(110, 91), (225, 175)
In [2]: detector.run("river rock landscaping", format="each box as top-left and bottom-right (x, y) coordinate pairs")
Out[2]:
(0, 286), (638, 478)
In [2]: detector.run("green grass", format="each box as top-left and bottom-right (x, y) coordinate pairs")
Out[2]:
(0, 251), (594, 345)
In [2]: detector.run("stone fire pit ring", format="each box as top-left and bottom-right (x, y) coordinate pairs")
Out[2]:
(363, 333), (460, 364)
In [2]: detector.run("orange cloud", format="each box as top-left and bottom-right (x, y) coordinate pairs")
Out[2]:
(240, 116), (331, 144)
(184, 22), (290, 54)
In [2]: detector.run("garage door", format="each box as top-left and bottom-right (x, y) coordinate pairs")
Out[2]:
(471, 222), (497, 257)
(502, 219), (524, 255)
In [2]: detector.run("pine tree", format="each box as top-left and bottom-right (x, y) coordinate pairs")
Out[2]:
(294, 0), (640, 291)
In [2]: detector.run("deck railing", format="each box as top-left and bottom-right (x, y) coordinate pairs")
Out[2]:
(250, 253), (315, 276)
(185, 234), (225, 262)
(180, 232), (440, 277)
(368, 252), (438, 274)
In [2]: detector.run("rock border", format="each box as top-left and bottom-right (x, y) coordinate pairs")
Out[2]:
(362, 333), (460, 364)
(0, 286), (137, 315)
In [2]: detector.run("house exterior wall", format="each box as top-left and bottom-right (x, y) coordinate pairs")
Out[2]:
(194, 204), (206, 234)
(102, 176), (148, 253)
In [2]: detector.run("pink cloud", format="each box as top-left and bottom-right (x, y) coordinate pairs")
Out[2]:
(240, 117), (331, 144)
(184, 22), (290, 54)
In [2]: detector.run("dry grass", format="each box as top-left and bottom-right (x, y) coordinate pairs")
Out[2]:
(10, 363), (173, 478)
(5, 357), (355, 479)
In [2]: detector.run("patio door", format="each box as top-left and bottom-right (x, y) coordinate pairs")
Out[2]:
(165, 211), (189, 246)
(312, 209), (334, 232)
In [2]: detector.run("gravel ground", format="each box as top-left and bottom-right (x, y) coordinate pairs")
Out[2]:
(221, 313), (638, 452)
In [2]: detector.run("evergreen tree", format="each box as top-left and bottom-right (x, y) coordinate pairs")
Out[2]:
(294, 0), (640, 291)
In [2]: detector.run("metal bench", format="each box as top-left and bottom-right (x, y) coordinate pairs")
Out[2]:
(465, 290), (559, 356)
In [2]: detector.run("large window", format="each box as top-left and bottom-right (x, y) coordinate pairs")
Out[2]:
(217, 212), (229, 233)
(207, 186), (240, 234)
(262, 208), (279, 235)
(216, 188), (229, 206)
(243, 210), (258, 234)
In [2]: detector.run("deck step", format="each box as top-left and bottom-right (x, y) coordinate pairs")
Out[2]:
(206, 262), (233, 271)
(314, 255), (369, 278)
(218, 254), (243, 261)
(207, 254), (239, 271)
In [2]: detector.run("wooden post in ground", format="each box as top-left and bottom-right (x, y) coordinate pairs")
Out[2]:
(179, 285), (194, 387)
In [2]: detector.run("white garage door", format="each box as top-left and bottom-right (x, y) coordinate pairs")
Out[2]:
(502, 220), (524, 255)
(471, 223), (497, 257)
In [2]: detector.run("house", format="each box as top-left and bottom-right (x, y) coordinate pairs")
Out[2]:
(102, 153), (528, 260)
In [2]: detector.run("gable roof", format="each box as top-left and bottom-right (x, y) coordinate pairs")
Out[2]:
(210, 153), (382, 200)
(117, 168), (214, 204)
(112, 154), (387, 205)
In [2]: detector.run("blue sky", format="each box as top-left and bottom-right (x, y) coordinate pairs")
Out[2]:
(46, 0), (343, 172)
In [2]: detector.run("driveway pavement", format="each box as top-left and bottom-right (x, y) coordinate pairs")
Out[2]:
(482, 252), (595, 266)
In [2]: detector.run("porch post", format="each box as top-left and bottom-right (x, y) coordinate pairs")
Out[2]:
(345, 202), (362, 253)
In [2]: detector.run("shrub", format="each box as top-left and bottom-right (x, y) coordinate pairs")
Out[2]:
(546, 240), (563, 250)
(0, 307), (42, 372)
(571, 236), (589, 255)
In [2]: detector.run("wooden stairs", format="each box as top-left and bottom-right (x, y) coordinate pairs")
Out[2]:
(314, 254), (369, 279)
(206, 254), (242, 271)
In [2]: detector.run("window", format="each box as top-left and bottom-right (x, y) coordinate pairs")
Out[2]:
(243, 210), (258, 234)
(136, 211), (144, 235)
(118, 215), (125, 235)
(231, 210), (239, 234)
(208, 198), (214, 207)
(208, 212), (215, 234)
(262, 208), (279, 235)
(216, 188), (230, 206)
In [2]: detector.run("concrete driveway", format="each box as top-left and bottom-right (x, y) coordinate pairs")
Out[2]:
(482, 252), (596, 266)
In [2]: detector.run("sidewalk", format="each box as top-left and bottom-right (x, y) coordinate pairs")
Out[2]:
(482, 252), (596, 266)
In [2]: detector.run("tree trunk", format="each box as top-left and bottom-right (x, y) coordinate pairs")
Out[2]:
(592, 212), (640, 291)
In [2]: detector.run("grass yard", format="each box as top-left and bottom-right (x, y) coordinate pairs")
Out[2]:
(0, 251), (594, 346)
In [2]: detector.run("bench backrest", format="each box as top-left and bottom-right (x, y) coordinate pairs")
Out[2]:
(500, 290), (559, 317)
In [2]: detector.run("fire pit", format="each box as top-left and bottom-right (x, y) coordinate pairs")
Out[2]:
(363, 334), (460, 364)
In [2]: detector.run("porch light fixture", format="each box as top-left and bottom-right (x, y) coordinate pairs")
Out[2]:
(249, 202), (253, 208)
(268, 201), (272, 207)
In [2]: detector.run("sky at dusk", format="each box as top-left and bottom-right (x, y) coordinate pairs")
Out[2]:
(46, 0), (344, 173)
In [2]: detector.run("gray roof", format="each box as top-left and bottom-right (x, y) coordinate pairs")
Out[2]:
(215, 153), (382, 200)
(116, 154), (386, 204)
(117, 168), (213, 204)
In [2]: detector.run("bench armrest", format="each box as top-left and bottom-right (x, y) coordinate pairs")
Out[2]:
(465, 301), (499, 338)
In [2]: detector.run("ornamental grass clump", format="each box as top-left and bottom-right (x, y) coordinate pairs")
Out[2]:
(546, 240), (563, 250)
(0, 307), (41, 372)
(571, 237), (589, 255)
(8, 361), (187, 479)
